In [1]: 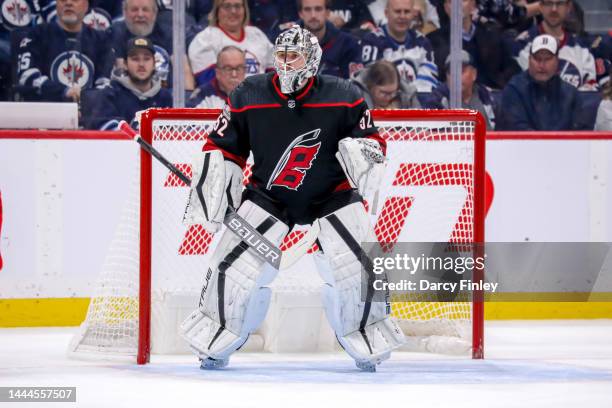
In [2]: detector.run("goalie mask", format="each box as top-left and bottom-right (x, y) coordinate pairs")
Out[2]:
(273, 25), (322, 94)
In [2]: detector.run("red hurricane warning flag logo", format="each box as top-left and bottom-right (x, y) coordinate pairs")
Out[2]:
(266, 129), (321, 191)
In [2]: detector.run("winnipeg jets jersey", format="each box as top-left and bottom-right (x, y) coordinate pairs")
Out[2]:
(16, 21), (112, 101)
(187, 79), (228, 109)
(205, 72), (384, 223)
(360, 24), (438, 92)
(188, 25), (274, 86)
(512, 25), (598, 91)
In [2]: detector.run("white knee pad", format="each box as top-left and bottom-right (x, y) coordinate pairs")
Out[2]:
(317, 202), (406, 365)
(180, 200), (289, 360)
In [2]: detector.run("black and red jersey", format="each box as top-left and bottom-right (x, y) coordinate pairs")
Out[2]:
(205, 71), (383, 222)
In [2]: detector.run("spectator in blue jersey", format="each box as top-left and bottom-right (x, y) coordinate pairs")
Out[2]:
(352, 59), (420, 109)
(15, 0), (112, 102)
(424, 51), (495, 129)
(360, 0), (438, 92)
(298, 0), (362, 78)
(498, 34), (589, 131)
(1, 0), (39, 100)
(509, 0), (599, 91)
(187, 45), (245, 108)
(111, 0), (195, 90)
(427, 0), (520, 90)
(85, 36), (171, 130)
(38, 0), (120, 30)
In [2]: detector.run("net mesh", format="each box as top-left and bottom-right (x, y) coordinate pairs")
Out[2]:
(70, 113), (479, 358)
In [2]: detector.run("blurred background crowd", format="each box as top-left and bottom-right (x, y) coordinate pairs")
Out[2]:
(0, 0), (610, 130)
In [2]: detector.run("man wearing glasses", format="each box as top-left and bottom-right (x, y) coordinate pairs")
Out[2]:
(188, 0), (274, 87)
(510, 0), (599, 91)
(188, 45), (246, 108)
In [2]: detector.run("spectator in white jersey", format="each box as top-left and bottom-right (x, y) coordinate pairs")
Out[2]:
(188, 0), (273, 87)
(187, 45), (245, 108)
(509, 0), (599, 91)
(352, 60), (421, 109)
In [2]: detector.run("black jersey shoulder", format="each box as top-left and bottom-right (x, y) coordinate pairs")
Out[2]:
(228, 71), (277, 110)
(310, 74), (364, 105)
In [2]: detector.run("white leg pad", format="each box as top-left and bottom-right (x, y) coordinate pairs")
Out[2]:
(180, 200), (288, 361)
(322, 284), (405, 365)
(181, 286), (272, 360)
(317, 202), (406, 365)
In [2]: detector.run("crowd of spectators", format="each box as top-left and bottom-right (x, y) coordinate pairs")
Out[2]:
(0, 0), (610, 130)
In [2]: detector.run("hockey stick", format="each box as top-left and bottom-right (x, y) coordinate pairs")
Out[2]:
(119, 121), (317, 269)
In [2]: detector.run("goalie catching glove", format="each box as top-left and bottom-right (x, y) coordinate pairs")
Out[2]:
(336, 137), (386, 198)
(183, 149), (243, 232)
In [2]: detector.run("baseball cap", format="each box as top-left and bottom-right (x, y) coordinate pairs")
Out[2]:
(444, 50), (475, 68)
(126, 37), (155, 57)
(530, 34), (559, 55)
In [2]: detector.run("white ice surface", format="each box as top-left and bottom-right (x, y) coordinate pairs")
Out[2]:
(1, 320), (612, 408)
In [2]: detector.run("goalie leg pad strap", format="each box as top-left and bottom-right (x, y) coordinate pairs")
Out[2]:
(181, 200), (289, 360)
(317, 202), (406, 363)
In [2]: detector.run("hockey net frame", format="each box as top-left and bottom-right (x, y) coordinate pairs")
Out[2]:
(131, 108), (486, 364)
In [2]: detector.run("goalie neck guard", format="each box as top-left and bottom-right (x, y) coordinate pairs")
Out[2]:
(273, 25), (322, 94)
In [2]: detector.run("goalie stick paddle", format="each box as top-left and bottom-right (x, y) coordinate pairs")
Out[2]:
(118, 121), (317, 269)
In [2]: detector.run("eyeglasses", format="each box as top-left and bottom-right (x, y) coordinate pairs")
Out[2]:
(217, 65), (246, 74)
(540, 0), (568, 8)
(220, 2), (244, 11)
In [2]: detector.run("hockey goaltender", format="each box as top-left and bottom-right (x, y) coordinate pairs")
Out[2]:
(180, 25), (406, 372)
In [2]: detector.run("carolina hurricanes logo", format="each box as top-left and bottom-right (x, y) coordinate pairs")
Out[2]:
(266, 129), (322, 191)
(2, 0), (32, 28)
(50, 51), (94, 88)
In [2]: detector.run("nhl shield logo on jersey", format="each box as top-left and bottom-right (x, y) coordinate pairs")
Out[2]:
(266, 129), (322, 191)
(50, 51), (95, 88)
(1, 0), (32, 29)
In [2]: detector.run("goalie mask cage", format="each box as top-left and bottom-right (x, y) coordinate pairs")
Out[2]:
(69, 108), (486, 364)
